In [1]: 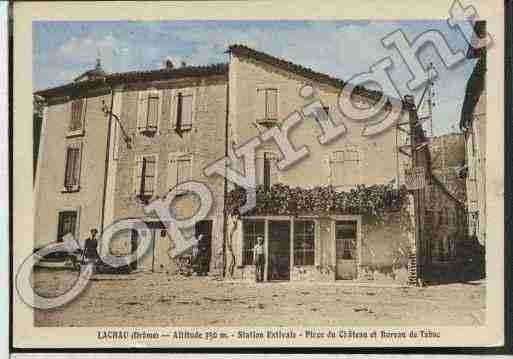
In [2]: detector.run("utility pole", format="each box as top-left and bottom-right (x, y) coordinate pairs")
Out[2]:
(426, 62), (435, 139)
(397, 66), (436, 286)
(406, 95), (422, 286)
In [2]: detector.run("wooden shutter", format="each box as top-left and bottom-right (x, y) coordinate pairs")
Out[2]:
(330, 151), (343, 187)
(146, 91), (160, 130)
(177, 156), (192, 184)
(263, 153), (271, 189)
(314, 219), (321, 266)
(167, 156), (178, 191)
(144, 156), (156, 196)
(71, 148), (80, 186)
(174, 92), (183, 130)
(346, 147), (361, 186)
(69, 100), (83, 131)
(256, 89), (266, 120)
(134, 156), (143, 194)
(137, 91), (148, 131)
(267, 89), (278, 119)
(168, 89), (177, 128)
(64, 148), (74, 187)
(64, 146), (81, 188)
(181, 94), (193, 129)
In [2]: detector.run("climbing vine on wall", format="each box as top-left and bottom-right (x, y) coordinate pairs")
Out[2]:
(226, 184), (409, 221)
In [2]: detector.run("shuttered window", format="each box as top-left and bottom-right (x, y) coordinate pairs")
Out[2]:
(173, 92), (193, 131)
(330, 147), (361, 188)
(137, 90), (161, 134)
(256, 88), (278, 121)
(146, 93), (159, 129)
(167, 153), (192, 190)
(294, 220), (315, 266)
(69, 99), (84, 133)
(135, 155), (157, 199)
(63, 145), (81, 190)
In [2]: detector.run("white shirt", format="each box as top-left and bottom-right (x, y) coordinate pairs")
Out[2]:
(253, 243), (264, 256)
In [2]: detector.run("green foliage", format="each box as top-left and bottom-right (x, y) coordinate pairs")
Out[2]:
(226, 183), (408, 220)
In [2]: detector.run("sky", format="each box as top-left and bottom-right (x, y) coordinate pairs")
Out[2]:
(33, 20), (477, 135)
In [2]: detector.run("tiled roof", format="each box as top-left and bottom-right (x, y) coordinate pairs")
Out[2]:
(227, 44), (405, 105)
(460, 21), (486, 130)
(35, 63), (228, 98)
(36, 44), (407, 108)
(107, 63), (228, 84)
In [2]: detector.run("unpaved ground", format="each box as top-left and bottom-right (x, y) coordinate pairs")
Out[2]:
(33, 269), (485, 327)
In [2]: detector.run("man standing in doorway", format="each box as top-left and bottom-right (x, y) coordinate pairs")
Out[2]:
(253, 236), (265, 282)
(83, 228), (99, 265)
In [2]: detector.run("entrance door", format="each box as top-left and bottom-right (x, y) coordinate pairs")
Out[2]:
(335, 221), (357, 279)
(131, 228), (155, 271)
(268, 220), (291, 281)
(195, 220), (212, 275)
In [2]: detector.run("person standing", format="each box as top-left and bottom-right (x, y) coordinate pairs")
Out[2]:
(83, 228), (99, 264)
(253, 236), (265, 282)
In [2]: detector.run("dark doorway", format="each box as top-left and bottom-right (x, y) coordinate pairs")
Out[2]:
(268, 220), (291, 281)
(56, 211), (77, 242)
(130, 229), (139, 271)
(195, 220), (213, 275)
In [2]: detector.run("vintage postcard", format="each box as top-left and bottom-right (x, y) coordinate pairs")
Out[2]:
(11, 0), (504, 349)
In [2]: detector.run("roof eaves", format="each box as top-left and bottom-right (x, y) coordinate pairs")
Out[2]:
(228, 44), (408, 108)
(35, 63), (229, 99)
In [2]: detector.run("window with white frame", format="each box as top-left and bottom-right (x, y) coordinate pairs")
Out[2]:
(137, 89), (161, 134)
(167, 153), (192, 190)
(134, 154), (157, 200)
(172, 91), (194, 132)
(256, 88), (278, 121)
(294, 220), (315, 266)
(63, 143), (82, 191)
(330, 147), (361, 188)
(68, 99), (85, 135)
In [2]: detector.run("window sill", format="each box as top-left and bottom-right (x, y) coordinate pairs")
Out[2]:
(137, 128), (158, 137)
(256, 118), (279, 127)
(61, 186), (80, 193)
(66, 130), (85, 138)
(173, 125), (192, 131)
(134, 194), (155, 204)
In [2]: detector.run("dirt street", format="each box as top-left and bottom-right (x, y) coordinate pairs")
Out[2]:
(33, 269), (485, 327)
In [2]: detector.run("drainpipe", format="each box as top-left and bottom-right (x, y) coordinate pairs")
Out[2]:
(99, 86), (114, 234)
(221, 62), (230, 278)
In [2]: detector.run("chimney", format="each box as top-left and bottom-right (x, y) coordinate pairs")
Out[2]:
(164, 59), (174, 69)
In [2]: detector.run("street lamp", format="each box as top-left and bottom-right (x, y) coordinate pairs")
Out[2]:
(101, 99), (132, 149)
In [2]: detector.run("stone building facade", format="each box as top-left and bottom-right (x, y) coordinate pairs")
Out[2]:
(35, 63), (228, 275)
(34, 45), (470, 284)
(460, 21), (487, 246)
(224, 45), (468, 284)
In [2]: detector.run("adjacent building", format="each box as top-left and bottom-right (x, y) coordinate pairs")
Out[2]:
(35, 60), (228, 274)
(429, 133), (466, 204)
(460, 20), (487, 246)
